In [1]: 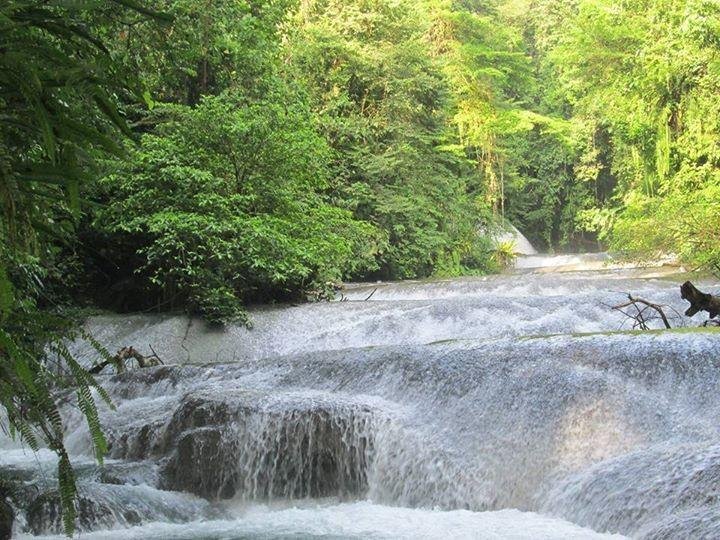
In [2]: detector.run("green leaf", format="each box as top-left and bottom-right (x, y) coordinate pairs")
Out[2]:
(0, 266), (13, 321)
(142, 89), (155, 110)
(92, 93), (132, 138)
(109, 0), (173, 22)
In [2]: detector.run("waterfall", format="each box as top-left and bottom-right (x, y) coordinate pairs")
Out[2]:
(5, 259), (719, 539)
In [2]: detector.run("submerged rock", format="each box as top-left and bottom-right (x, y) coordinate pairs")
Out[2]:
(543, 442), (720, 538)
(23, 481), (213, 535)
(96, 382), (380, 501)
(48, 264), (720, 539)
(639, 505), (720, 540)
(26, 490), (118, 535)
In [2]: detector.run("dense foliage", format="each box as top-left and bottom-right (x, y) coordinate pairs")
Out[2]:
(517, 0), (720, 267)
(94, 94), (380, 322)
(0, 1), (166, 534)
(71, 0), (505, 321)
(285, 1), (497, 278)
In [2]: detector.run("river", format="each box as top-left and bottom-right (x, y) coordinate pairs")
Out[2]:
(3, 255), (720, 539)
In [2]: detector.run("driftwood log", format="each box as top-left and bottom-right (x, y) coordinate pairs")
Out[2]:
(681, 281), (720, 319)
(88, 346), (163, 375)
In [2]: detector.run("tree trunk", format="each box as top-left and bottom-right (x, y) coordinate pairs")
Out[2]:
(680, 281), (720, 319)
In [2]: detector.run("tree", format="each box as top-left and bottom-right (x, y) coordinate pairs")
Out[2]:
(0, 1), (166, 534)
(93, 92), (381, 321)
(285, 0), (497, 278)
(547, 0), (720, 269)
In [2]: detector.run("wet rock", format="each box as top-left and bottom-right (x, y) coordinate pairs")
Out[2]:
(543, 442), (720, 537)
(98, 462), (160, 487)
(111, 365), (184, 392)
(104, 392), (233, 463)
(160, 394), (233, 445)
(639, 505), (720, 540)
(22, 480), (210, 535)
(155, 391), (376, 501)
(0, 474), (43, 538)
(107, 420), (165, 460)
(26, 490), (116, 535)
(160, 428), (236, 499)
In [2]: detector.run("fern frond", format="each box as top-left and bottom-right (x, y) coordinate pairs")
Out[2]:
(57, 451), (78, 536)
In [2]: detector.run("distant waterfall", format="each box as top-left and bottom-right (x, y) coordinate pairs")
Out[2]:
(491, 221), (538, 255)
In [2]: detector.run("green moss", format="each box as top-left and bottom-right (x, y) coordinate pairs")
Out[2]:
(428, 338), (461, 346)
(520, 326), (720, 341)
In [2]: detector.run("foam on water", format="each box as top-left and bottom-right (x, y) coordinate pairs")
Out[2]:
(512, 253), (679, 272)
(0, 448), (59, 469)
(6, 257), (720, 538)
(50, 331), (720, 534)
(19, 501), (623, 540)
(65, 265), (713, 365)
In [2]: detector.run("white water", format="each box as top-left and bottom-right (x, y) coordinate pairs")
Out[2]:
(4, 254), (720, 539)
(490, 222), (538, 256)
(21, 502), (623, 539)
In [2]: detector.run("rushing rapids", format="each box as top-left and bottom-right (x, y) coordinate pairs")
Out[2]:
(3, 255), (720, 539)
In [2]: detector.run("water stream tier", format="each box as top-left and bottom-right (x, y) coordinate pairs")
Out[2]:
(4, 257), (720, 539)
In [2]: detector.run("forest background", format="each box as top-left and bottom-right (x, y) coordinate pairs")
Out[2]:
(2, 0), (720, 532)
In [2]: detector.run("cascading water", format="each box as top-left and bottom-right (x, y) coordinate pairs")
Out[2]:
(3, 255), (719, 539)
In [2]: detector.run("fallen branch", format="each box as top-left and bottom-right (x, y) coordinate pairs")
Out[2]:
(608, 294), (680, 330)
(88, 346), (163, 375)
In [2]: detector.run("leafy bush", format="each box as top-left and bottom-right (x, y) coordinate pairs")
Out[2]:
(610, 169), (720, 273)
(94, 93), (382, 322)
(492, 240), (518, 270)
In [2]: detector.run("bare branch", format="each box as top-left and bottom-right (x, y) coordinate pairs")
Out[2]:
(364, 288), (378, 301)
(610, 294), (672, 330)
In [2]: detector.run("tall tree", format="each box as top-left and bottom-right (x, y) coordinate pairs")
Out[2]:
(548, 0), (720, 268)
(285, 0), (497, 278)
